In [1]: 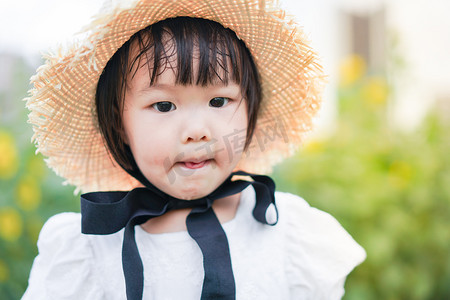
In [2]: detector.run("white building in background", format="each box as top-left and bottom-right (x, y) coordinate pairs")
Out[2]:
(385, 0), (450, 129)
(283, 0), (450, 133)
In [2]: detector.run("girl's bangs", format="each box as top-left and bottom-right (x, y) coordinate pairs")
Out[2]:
(128, 17), (243, 87)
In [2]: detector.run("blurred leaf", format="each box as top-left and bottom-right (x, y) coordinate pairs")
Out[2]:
(0, 130), (19, 179)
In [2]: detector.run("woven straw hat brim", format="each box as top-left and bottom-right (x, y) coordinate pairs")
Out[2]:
(26, 0), (324, 193)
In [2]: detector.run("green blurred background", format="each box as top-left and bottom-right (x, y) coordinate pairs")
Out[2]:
(1, 1), (450, 299)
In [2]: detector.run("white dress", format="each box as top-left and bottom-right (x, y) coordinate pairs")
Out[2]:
(22, 185), (366, 300)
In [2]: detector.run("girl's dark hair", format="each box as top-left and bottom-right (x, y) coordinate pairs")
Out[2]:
(96, 17), (262, 170)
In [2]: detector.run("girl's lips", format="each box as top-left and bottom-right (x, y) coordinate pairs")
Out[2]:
(181, 159), (210, 169)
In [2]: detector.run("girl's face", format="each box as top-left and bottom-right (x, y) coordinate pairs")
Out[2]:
(122, 45), (248, 200)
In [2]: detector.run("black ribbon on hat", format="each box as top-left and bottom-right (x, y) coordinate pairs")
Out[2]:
(80, 167), (278, 300)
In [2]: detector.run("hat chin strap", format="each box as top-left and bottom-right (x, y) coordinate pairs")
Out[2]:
(80, 148), (278, 300)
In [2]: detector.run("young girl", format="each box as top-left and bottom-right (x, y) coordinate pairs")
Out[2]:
(23, 0), (365, 299)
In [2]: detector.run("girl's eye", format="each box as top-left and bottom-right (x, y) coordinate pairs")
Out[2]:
(152, 101), (176, 112)
(209, 97), (230, 108)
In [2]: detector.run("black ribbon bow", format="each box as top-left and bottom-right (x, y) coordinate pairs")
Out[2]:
(80, 170), (278, 300)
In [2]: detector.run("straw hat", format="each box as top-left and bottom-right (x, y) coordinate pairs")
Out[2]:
(26, 0), (324, 193)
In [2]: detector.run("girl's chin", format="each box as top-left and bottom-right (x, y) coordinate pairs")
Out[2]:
(169, 187), (212, 200)
(166, 181), (219, 201)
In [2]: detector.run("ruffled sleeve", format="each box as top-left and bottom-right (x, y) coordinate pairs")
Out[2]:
(276, 192), (366, 299)
(22, 213), (104, 300)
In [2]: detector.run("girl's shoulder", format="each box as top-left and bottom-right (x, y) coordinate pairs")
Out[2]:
(22, 213), (104, 299)
(273, 191), (366, 297)
(37, 212), (83, 244)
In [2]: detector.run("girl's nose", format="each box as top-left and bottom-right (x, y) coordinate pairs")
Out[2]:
(181, 118), (212, 144)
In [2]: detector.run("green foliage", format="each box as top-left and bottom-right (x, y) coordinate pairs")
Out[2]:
(272, 73), (450, 299)
(0, 55), (79, 299)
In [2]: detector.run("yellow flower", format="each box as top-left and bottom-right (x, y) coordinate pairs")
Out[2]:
(16, 176), (42, 211)
(0, 259), (9, 282)
(0, 130), (19, 179)
(339, 54), (367, 87)
(303, 140), (325, 154)
(0, 208), (23, 242)
(388, 161), (413, 189)
(362, 76), (389, 107)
